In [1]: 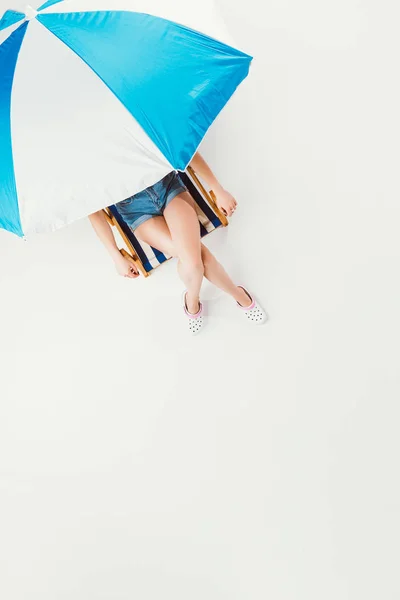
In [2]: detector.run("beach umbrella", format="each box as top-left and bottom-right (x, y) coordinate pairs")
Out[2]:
(0, 0), (252, 237)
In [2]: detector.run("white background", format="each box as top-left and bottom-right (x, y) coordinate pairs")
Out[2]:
(1, 1), (400, 598)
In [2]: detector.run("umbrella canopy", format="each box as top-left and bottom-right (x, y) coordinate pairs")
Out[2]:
(0, 0), (252, 237)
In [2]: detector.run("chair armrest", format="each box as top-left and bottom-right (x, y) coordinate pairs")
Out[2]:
(187, 166), (229, 227)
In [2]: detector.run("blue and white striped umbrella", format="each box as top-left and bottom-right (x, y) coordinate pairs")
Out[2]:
(0, 0), (252, 237)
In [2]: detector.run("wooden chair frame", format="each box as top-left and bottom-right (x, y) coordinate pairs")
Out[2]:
(103, 166), (228, 277)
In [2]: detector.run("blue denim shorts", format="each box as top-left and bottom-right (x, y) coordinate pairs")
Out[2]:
(115, 171), (187, 231)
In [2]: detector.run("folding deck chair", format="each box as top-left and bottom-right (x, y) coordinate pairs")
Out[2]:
(103, 167), (229, 277)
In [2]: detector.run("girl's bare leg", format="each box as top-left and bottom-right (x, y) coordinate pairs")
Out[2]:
(199, 245), (251, 306)
(136, 197), (251, 310)
(135, 216), (175, 256)
(135, 208), (203, 314)
(164, 193), (252, 308)
(163, 193), (204, 313)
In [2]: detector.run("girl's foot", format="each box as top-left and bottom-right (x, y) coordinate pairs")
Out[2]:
(236, 286), (267, 325)
(182, 291), (205, 335)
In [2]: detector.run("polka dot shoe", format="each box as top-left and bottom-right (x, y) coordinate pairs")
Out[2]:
(236, 286), (267, 325)
(182, 291), (205, 335)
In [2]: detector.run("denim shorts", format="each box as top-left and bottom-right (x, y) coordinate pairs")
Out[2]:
(115, 171), (187, 231)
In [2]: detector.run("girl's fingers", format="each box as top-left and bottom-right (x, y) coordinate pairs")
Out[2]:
(220, 205), (238, 217)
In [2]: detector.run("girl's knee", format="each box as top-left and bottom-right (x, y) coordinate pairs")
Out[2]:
(179, 256), (204, 276)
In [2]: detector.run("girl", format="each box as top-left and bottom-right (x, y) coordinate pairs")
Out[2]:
(89, 153), (266, 334)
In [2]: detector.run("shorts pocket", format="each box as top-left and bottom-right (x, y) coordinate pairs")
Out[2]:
(118, 196), (134, 206)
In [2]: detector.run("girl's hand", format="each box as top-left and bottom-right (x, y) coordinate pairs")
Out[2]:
(215, 188), (238, 217)
(114, 253), (139, 278)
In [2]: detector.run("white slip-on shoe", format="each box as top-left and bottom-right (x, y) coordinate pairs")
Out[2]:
(236, 286), (268, 325)
(182, 291), (205, 335)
